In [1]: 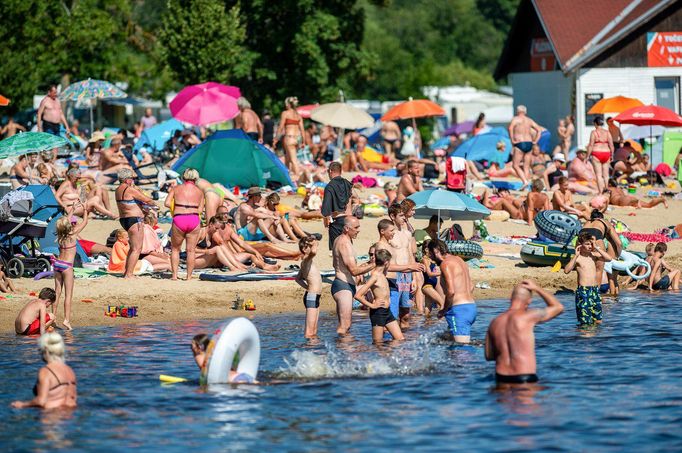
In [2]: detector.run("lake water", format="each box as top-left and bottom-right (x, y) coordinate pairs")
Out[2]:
(1, 292), (681, 452)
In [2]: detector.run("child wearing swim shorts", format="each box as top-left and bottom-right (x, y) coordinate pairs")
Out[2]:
(14, 288), (56, 335)
(564, 232), (610, 325)
(355, 249), (405, 343)
(649, 242), (680, 291)
(295, 237), (322, 338)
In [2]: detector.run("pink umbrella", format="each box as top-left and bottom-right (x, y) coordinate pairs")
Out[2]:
(297, 104), (319, 119)
(170, 82), (241, 126)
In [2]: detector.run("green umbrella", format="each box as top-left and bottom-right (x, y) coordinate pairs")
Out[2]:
(0, 132), (69, 159)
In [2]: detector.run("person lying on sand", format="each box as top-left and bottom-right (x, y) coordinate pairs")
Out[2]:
(15, 288), (56, 336)
(607, 179), (667, 209)
(481, 188), (525, 220)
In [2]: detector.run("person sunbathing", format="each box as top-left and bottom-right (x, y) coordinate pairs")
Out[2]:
(234, 187), (282, 243)
(481, 188), (524, 220)
(55, 168), (117, 219)
(523, 179), (551, 224)
(607, 179), (667, 209)
(567, 149), (599, 194)
(264, 193), (308, 241)
(551, 176), (590, 220)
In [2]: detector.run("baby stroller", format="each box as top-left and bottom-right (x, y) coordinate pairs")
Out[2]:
(0, 190), (51, 277)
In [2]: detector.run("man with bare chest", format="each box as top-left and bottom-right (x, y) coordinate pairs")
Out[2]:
(37, 85), (69, 136)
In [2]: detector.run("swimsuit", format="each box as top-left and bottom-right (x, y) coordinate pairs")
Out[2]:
(444, 303), (477, 337)
(237, 225), (265, 241)
(303, 292), (321, 309)
(514, 142), (533, 153)
(422, 263), (438, 288)
(548, 167), (563, 187)
(369, 307), (397, 327)
(331, 278), (356, 297)
(495, 373), (539, 384)
(652, 274), (671, 290)
(388, 272), (412, 318)
(580, 227), (604, 240)
(591, 130), (611, 164)
(42, 119), (61, 136)
(52, 243), (76, 272)
(575, 285), (602, 325)
(22, 312), (53, 336)
(119, 217), (143, 231)
(245, 131), (259, 141)
(33, 365), (76, 395)
(172, 201), (201, 235)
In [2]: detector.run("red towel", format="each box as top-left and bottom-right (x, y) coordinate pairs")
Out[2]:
(622, 232), (673, 243)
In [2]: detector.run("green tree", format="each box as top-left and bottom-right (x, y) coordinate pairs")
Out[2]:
(157, 0), (254, 86)
(228, 0), (371, 111)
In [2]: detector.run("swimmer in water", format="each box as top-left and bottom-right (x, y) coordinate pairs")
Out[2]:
(192, 333), (257, 384)
(485, 279), (563, 384)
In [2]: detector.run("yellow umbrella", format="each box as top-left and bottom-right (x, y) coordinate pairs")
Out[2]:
(588, 96), (643, 115)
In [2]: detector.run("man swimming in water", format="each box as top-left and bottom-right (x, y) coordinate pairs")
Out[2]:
(485, 279), (563, 384)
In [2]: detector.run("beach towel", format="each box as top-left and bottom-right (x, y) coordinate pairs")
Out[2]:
(351, 175), (378, 188)
(622, 232), (674, 243)
(450, 156), (466, 172)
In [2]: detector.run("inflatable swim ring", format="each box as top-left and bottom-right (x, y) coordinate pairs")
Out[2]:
(520, 241), (574, 267)
(534, 210), (581, 243)
(604, 250), (650, 280)
(200, 317), (260, 385)
(444, 240), (483, 260)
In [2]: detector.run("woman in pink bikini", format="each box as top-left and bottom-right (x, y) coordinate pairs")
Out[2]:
(165, 168), (204, 280)
(587, 116), (614, 193)
(53, 205), (88, 330)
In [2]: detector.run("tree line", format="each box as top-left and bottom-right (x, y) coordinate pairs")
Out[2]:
(0, 0), (518, 114)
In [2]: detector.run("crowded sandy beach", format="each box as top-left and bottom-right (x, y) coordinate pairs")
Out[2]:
(1, 0), (682, 450)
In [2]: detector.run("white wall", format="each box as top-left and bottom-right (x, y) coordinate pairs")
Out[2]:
(510, 71), (574, 149)
(576, 67), (682, 146)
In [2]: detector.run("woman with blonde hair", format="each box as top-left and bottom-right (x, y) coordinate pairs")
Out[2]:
(274, 96), (305, 178)
(11, 332), (78, 409)
(164, 168), (204, 280)
(53, 205), (88, 330)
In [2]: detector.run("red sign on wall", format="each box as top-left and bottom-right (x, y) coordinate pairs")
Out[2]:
(530, 38), (556, 72)
(648, 32), (682, 67)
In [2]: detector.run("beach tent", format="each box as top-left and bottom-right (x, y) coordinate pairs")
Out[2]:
(134, 119), (184, 153)
(172, 129), (293, 189)
(18, 185), (89, 265)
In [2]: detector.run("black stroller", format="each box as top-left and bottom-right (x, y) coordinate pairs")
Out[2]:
(0, 191), (52, 278)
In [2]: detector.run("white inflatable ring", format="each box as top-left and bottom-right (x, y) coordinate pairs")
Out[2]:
(201, 317), (260, 385)
(604, 251), (651, 281)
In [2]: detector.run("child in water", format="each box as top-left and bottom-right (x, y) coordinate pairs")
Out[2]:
(295, 237), (321, 339)
(648, 242), (681, 291)
(564, 232), (610, 326)
(191, 333), (256, 383)
(419, 240), (444, 316)
(355, 249), (405, 343)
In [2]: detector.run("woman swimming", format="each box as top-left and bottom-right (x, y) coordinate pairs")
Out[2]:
(11, 332), (78, 409)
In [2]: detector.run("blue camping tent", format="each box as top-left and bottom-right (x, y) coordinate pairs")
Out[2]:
(134, 119), (184, 154)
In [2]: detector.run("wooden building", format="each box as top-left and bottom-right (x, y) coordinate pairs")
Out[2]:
(495, 0), (682, 148)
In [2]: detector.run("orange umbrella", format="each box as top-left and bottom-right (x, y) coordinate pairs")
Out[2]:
(587, 96), (643, 115)
(381, 98), (445, 121)
(0, 94), (10, 106)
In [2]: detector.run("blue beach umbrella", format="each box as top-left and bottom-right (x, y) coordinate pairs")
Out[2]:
(430, 136), (451, 151)
(407, 189), (490, 229)
(134, 119), (184, 153)
(452, 128), (511, 165)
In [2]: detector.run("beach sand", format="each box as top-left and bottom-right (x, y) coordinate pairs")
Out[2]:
(1, 183), (680, 333)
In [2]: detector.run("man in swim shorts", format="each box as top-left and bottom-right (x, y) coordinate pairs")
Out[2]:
(331, 216), (375, 335)
(508, 105), (543, 187)
(14, 288), (57, 335)
(427, 239), (476, 343)
(235, 187), (280, 242)
(485, 279), (563, 384)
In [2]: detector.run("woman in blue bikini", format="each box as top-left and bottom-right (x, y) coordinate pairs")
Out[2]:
(53, 204), (88, 330)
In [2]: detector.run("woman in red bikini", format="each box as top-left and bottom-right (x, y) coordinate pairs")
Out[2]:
(274, 96), (305, 179)
(587, 116), (614, 194)
(165, 168), (204, 281)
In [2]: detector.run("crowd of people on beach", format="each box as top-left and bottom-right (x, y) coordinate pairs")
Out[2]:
(4, 86), (682, 409)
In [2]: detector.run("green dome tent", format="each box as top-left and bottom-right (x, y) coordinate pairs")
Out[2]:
(172, 129), (293, 188)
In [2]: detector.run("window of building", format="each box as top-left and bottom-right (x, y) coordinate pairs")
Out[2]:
(655, 77), (680, 113)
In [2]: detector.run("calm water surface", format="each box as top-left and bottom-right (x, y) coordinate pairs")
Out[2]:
(1, 292), (681, 452)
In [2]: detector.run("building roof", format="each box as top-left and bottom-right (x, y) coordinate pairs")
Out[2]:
(495, 0), (677, 78)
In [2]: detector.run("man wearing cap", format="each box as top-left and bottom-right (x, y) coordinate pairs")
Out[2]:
(568, 149), (598, 194)
(322, 162), (353, 251)
(235, 187), (281, 243)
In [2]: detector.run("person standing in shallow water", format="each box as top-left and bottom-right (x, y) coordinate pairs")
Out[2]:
(485, 279), (563, 384)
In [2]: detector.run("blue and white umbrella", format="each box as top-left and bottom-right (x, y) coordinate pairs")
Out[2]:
(407, 189), (490, 228)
